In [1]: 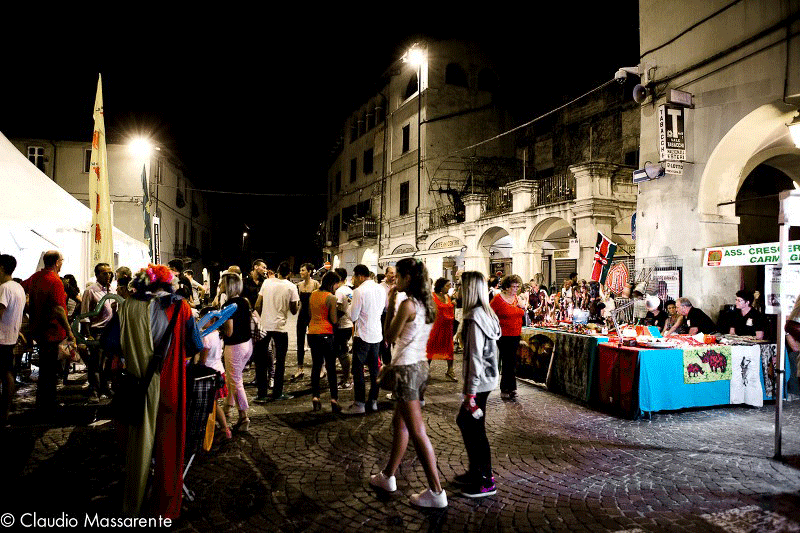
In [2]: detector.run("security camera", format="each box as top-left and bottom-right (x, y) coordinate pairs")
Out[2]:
(615, 66), (641, 84)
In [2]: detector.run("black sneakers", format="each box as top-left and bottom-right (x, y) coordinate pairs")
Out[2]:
(461, 479), (497, 498)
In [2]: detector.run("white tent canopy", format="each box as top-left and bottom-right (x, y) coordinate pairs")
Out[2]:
(0, 131), (150, 287)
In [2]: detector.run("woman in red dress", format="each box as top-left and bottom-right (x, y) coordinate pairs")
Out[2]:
(427, 278), (456, 381)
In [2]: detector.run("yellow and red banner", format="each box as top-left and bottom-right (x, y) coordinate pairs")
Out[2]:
(89, 74), (113, 265)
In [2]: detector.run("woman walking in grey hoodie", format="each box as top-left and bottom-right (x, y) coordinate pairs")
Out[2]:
(454, 271), (501, 498)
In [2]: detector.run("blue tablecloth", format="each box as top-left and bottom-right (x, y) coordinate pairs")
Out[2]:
(638, 345), (790, 414)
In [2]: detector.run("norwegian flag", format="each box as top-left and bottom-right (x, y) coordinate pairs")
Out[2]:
(590, 232), (617, 285)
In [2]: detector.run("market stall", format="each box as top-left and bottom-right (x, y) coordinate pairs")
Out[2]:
(518, 326), (608, 402)
(595, 335), (789, 419)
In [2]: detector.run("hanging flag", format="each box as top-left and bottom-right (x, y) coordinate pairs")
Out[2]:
(141, 165), (153, 260)
(591, 232), (617, 285)
(89, 74), (114, 266)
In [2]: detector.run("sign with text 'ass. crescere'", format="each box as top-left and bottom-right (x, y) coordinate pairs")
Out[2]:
(703, 241), (800, 267)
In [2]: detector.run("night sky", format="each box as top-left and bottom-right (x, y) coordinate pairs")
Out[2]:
(1, 7), (639, 269)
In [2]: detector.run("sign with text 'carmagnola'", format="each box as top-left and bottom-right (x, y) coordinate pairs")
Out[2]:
(703, 241), (800, 267)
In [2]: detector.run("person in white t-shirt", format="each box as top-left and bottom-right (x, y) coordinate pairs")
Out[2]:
(0, 254), (26, 424)
(334, 268), (354, 389)
(255, 261), (299, 401)
(343, 264), (386, 415)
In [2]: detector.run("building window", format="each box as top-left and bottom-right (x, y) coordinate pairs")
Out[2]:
(400, 181), (410, 216)
(402, 124), (410, 153)
(376, 101), (386, 124)
(350, 158), (357, 183)
(367, 104), (376, 130)
(363, 148), (373, 175)
(28, 146), (45, 172)
(83, 148), (92, 173)
(624, 149), (639, 166)
(405, 73), (418, 99)
(335, 171), (341, 192)
(357, 199), (371, 217)
(477, 68), (498, 92)
(445, 63), (468, 87)
(350, 119), (358, 143)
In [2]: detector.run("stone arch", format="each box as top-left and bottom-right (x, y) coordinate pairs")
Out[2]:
(528, 216), (573, 247)
(698, 101), (800, 217)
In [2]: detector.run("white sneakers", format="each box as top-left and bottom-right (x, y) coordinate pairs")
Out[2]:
(369, 472), (448, 508)
(343, 402), (365, 415)
(369, 471), (397, 492)
(410, 488), (448, 508)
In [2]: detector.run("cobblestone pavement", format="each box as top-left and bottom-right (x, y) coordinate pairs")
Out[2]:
(4, 317), (800, 532)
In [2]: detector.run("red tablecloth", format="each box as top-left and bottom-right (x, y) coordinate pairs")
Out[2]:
(594, 343), (642, 418)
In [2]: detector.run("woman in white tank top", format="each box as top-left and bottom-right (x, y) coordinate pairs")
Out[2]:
(368, 258), (447, 508)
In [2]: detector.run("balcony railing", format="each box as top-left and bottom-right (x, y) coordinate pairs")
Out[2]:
(535, 173), (575, 206)
(428, 205), (465, 230)
(346, 216), (378, 240)
(482, 188), (512, 216)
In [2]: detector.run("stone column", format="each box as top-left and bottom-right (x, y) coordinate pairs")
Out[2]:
(463, 194), (487, 223)
(569, 162), (624, 279)
(507, 179), (534, 213)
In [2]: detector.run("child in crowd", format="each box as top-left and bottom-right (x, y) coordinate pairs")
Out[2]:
(198, 307), (231, 439)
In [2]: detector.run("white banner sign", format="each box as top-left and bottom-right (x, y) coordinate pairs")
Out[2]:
(765, 264), (800, 315)
(703, 241), (800, 267)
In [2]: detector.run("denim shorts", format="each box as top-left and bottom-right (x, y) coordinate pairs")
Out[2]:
(393, 361), (429, 402)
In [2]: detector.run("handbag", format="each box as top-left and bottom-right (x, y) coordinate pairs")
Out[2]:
(377, 364), (396, 391)
(251, 309), (266, 342)
(112, 302), (181, 426)
(57, 339), (80, 362)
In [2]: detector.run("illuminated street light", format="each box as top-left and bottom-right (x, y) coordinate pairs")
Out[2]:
(405, 46), (425, 67)
(129, 137), (153, 158)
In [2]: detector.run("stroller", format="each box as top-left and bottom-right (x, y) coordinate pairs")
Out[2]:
(183, 362), (220, 502)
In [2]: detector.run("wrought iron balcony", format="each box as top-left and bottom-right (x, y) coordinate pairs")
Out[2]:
(346, 216), (378, 240)
(482, 188), (513, 217)
(535, 173), (575, 206)
(429, 205), (465, 230)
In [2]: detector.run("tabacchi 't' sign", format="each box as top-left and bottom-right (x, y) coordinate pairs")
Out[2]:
(658, 104), (686, 162)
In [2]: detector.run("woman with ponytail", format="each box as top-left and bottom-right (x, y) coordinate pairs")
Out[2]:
(369, 258), (447, 508)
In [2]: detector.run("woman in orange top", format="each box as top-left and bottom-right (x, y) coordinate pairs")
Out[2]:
(307, 271), (342, 412)
(426, 277), (456, 381)
(489, 274), (526, 401)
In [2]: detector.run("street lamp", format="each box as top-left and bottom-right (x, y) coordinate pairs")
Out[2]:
(129, 137), (153, 158)
(404, 44), (425, 247)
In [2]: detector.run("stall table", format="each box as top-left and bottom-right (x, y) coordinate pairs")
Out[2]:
(595, 339), (788, 419)
(518, 327), (607, 402)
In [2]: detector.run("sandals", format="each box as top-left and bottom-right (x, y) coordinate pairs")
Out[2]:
(224, 427), (232, 439)
(312, 397), (322, 412)
(330, 400), (342, 414)
(236, 418), (250, 432)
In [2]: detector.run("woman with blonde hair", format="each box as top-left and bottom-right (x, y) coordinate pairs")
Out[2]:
(220, 272), (253, 431)
(369, 258), (447, 508)
(454, 270), (500, 497)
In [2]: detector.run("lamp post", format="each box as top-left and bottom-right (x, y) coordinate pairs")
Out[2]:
(405, 45), (425, 249)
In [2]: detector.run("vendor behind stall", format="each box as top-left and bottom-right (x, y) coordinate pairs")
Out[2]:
(669, 297), (716, 335)
(729, 289), (765, 340)
(644, 295), (668, 331)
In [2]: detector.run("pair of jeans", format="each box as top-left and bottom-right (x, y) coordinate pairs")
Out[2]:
(266, 331), (289, 398)
(308, 334), (337, 400)
(498, 336), (520, 393)
(35, 339), (60, 414)
(296, 315), (310, 368)
(334, 327), (352, 383)
(351, 336), (380, 403)
(456, 391), (492, 477)
(224, 340), (253, 412)
(253, 336), (273, 398)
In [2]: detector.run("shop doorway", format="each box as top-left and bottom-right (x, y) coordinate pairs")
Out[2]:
(736, 163), (796, 300)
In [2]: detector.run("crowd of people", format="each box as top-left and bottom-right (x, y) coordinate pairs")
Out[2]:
(1, 249), (781, 516)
